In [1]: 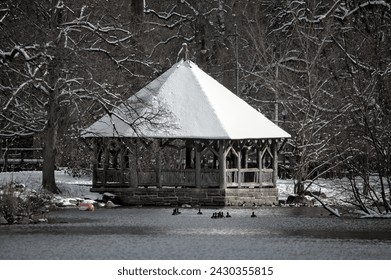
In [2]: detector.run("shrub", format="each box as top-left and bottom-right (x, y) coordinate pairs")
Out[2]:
(0, 182), (52, 224)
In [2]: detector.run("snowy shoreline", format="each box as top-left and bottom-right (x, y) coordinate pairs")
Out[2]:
(0, 170), (344, 204)
(1, 170), (390, 220)
(0, 169), (348, 214)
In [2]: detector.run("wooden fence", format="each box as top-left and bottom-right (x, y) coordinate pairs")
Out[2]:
(0, 148), (43, 171)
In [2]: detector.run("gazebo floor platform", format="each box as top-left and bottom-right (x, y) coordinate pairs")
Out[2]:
(90, 186), (278, 207)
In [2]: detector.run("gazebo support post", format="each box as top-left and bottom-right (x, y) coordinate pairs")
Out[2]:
(156, 141), (162, 188)
(103, 139), (110, 188)
(185, 146), (192, 168)
(195, 142), (201, 187)
(129, 139), (138, 188)
(219, 140), (227, 189)
(272, 139), (278, 188)
(92, 138), (97, 187)
(242, 148), (248, 168)
(258, 148), (263, 188)
(237, 148), (242, 188)
(120, 143), (125, 185)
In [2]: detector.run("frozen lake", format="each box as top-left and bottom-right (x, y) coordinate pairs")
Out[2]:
(1, 206), (391, 260)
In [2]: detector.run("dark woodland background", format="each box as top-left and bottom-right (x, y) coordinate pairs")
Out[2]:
(0, 1), (390, 203)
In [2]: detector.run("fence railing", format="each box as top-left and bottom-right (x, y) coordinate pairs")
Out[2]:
(1, 148), (43, 171)
(226, 168), (274, 187)
(94, 167), (273, 188)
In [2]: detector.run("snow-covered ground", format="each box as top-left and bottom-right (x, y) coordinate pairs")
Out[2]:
(0, 170), (101, 208)
(277, 177), (350, 205)
(1, 170), (391, 220)
(0, 170), (347, 205)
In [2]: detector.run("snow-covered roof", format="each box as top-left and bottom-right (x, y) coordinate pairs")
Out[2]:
(82, 60), (290, 140)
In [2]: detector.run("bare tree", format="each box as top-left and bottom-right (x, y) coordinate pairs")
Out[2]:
(144, 0), (240, 92)
(330, 0), (391, 214)
(0, 0), (151, 192)
(242, 0), (390, 213)
(240, 1), (351, 195)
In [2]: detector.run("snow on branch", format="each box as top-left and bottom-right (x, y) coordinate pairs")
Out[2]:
(2, 81), (34, 111)
(55, 0), (64, 10)
(335, 1), (391, 21)
(181, 0), (200, 16)
(308, 192), (340, 217)
(145, 6), (190, 21)
(143, 17), (188, 30)
(144, 4), (199, 31)
(148, 34), (195, 58)
(0, 45), (44, 63)
(298, 0), (343, 24)
(332, 36), (375, 72)
(0, 7), (9, 23)
(0, 112), (44, 135)
(62, 19), (134, 46)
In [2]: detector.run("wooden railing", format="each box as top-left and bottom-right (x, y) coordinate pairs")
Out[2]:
(95, 168), (220, 188)
(94, 167), (273, 188)
(226, 168), (274, 188)
(1, 148), (43, 171)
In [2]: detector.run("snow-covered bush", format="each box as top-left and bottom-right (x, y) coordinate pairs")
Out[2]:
(0, 183), (19, 223)
(0, 182), (52, 224)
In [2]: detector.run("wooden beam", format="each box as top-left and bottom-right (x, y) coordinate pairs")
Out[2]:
(185, 146), (192, 168)
(156, 140), (162, 188)
(237, 149), (242, 188)
(242, 148), (248, 168)
(202, 140), (219, 158)
(195, 144), (201, 187)
(119, 143), (125, 184)
(219, 140), (227, 189)
(92, 139), (97, 187)
(103, 139), (110, 187)
(129, 139), (139, 188)
(258, 148), (263, 187)
(272, 139), (278, 187)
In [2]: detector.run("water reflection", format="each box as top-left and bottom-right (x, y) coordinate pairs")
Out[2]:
(1, 206), (391, 259)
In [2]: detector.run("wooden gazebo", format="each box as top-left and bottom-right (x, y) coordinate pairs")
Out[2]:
(82, 60), (290, 206)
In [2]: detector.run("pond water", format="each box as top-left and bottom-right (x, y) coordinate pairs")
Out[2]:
(1, 206), (391, 260)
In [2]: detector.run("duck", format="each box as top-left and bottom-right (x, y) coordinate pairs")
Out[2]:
(197, 209), (203, 215)
(251, 211), (257, 218)
(226, 212), (231, 218)
(172, 207), (182, 215)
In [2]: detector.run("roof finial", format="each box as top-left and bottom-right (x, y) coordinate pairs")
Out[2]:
(183, 43), (189, 61)
(177, 43), (189, 62)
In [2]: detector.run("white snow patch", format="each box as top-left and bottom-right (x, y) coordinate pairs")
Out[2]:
(0, 170), (100, 207)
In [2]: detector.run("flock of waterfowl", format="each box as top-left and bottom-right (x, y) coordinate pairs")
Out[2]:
(172, 207), (257, 218)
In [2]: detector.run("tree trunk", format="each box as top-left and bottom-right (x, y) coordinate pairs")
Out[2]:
(295, 167), (305, 195)
(294, 180), (305, 195)
(42, 89), (60, 194)
(131, 0), (144, 24)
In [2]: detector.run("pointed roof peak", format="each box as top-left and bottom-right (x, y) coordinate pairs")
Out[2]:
(176, 58), (193, 67)
(177, 43), (192, 63)
(83, 60), (290, 140)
